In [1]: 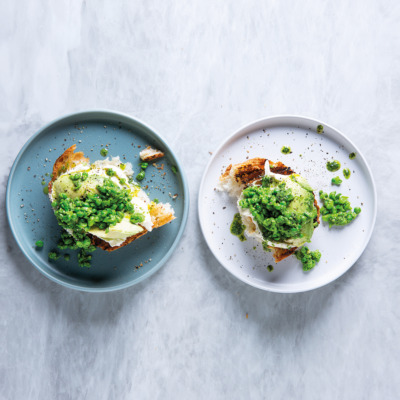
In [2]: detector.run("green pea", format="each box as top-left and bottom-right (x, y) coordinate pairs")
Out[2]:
(35, 240), (44, 248)
(331, 176), (342, 186)
(136, 171), (145, 181)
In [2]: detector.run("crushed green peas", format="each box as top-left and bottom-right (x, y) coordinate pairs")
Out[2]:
(326, 160), (341, 172)
(331, 176), (342, 186)
(130, 213), (145, 224)
(281, 146), (292, 154)
(41, 180), (46, 186)
(319, 190), (361, 228)
(106, 168), (116, 177)
(317, 125), (324, 134)
(239, 178), (317, 243)
(43, 186), (49, 195)
(100, 148), (108, 157)
(295, 246), (321, 271)
(153, 198), (159, 204)
(35, 240), (44, 248)
(349, 152), (356, 160)
(140, 162), (148, 169)
(48, 251), (61, 261)
(77, 250), (92, 268)
(51, 178), (142, 267)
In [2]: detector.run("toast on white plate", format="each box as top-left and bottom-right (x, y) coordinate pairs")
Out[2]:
(219, 157), (320, 262)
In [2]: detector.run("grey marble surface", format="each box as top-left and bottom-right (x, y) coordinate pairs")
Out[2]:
(1, 1), (399, 399)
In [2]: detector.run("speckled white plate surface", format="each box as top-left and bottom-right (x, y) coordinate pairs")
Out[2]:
(198, 116), (377, 293)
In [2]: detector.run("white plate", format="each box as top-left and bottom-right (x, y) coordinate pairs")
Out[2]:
(198, 116), (377, 293)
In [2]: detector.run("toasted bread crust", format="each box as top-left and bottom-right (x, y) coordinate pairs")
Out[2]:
(272, 247), (297, 262)
(48, 145), (89, 192)
(220, 158), (296, 187)
(140, 146), (165, 162)
(49, 146), (175, 252)
(221, 157), (319, 262)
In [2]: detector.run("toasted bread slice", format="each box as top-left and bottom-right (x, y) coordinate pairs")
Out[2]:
(220, 157), (319, 262)
(140, 146), (164, 162)
(49, 145), (175, 252)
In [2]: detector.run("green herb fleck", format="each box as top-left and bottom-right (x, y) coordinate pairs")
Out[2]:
(317, 124), (324, 134)
(43, 186), (49, 195)
(64, 254), (70, 261)
(267, 265), (274, 272)
(100, 148), (108, 157)
(281, 146), (292, 154)
(171, 165), (178, 174)
(153, 198), (159, 204)
(140, 162), (148, 169)
(41, 180), (46, 186)
(349, 152), (356, 160)
(35, 240), (44, 248)
(343, 168), (351, 179)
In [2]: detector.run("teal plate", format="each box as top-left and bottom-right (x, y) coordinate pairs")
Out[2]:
(6, 110), (189, 292)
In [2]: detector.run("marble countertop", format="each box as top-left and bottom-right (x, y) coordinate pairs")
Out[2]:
(1, 1), (399, 399)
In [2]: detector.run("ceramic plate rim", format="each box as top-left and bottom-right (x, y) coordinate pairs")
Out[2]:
(198, 115), (377, 293)
(6, 109), (189, 292)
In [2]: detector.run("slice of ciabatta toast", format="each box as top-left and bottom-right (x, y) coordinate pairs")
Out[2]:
(220, 157), (320, 262)
(49, 145), (175, 252)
